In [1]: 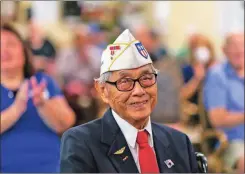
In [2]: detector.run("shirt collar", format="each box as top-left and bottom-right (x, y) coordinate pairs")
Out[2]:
(112, 109), (154, 149)
(225, 61), (236, 76)
(225, 60), (244, 81)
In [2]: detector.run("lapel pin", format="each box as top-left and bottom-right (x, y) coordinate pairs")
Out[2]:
(114, 146), (126, 155)
(164, 159), (174, 168)
(122, 156), (128, 161)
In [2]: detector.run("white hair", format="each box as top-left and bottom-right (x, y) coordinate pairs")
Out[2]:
(94, 64), (159, 84)
(94, 71), (112, 84)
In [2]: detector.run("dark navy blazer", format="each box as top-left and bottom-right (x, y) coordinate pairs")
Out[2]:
(60, 109), (199, 173)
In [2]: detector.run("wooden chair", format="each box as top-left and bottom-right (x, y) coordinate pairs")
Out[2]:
(180, 85), (232, 172)
(198, 88), (232, 173)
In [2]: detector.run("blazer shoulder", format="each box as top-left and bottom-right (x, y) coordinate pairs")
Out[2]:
(62, 118), (102, 141)
(152, 122), (189, 142)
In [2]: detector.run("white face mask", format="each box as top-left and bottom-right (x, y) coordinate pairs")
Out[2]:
(194, 47), (210, 64)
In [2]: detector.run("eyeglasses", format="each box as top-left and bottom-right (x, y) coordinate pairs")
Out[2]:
(106, 73), (157, 92)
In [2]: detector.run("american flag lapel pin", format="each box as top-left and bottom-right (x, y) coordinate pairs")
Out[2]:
(164, 159), (174, 168)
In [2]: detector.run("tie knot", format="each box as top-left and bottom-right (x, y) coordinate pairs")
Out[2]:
(136, 130), (148, 145)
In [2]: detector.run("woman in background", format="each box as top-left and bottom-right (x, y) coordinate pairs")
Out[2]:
(180, 34), (217, 125)
(1, 23), (75, 172)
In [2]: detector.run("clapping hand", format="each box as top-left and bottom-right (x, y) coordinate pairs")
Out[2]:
(30, 76), (47, 107)
(13, 80), (29, 114)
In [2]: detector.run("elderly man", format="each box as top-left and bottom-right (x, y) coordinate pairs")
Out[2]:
(203, 32), (244, 173)
(60, 29), (199, 173)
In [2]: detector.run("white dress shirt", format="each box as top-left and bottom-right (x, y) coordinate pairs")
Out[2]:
(112, 110), (156, 172)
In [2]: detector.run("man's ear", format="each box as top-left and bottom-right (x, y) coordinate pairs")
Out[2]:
(94, 81), (109, 104)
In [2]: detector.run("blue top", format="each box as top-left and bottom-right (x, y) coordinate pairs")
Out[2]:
(181, 64), (199, 105)
(203, 61), (244, 141)
(1, 72), (63, 173)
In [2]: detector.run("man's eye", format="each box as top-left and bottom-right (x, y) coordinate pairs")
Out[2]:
(142, 77), (152, 80)
(119, 78), (131, 84)
(141, 74), (154, 80)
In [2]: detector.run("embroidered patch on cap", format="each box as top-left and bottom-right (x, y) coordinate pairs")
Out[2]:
(99, 29), (152, 75)
(135, 42), (148, 59)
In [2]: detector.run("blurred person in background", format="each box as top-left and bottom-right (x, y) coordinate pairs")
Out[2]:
(151, 55), (183, 129)
(176, 33), (204, 64)
(149, 29), (168, 61)
(56, 24), (100, 125)
(203, 32), (244, 173)
(133, 25), (168, 62)
(133, 25), (183, 130)
(138, 29), (182, 126)
(180, 34), (217, 126)
(27, 21), (57, 76)
(86, 22), (108, 75)
(133, 25), (157, 61)
(151, 56), (183, 125)
(0, 23), (75, 172)
(87, 22), (108, 50)
(56, 24), (101, 91)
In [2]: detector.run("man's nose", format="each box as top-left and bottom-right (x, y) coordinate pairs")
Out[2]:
(132, 81), (145, 96)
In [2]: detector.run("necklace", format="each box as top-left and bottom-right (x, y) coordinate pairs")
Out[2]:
(2, 78), (27, 99)
(8, 90), (14, 99)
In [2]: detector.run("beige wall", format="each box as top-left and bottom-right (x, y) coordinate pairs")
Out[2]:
(166, 1), (223, 58)
(16, 1), (73, 48)
(16, 1), (225, 57)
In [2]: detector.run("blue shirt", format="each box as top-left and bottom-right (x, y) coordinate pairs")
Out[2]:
(1, 72), (63, 172)
(203, 61), (244, 141)
(181, 64), (199, 105)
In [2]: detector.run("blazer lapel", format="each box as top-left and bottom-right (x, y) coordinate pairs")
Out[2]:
(152, 124), (184, 173)
(108, 131), (139, 173)
(101, 109), (139, 173)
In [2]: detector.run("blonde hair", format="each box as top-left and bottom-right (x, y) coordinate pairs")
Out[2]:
(189, 34), (216, 68)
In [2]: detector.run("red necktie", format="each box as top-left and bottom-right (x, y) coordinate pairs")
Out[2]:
(137, 130), (160, 173)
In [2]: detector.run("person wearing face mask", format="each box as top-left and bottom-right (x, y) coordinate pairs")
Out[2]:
(180, 35), (217, 125)
(60, 29), (202, 173)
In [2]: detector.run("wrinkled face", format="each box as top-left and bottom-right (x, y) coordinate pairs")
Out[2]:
(97, 64), (158, 126)
(1, 30), (25, 72)
(224, 33), (244, 69)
